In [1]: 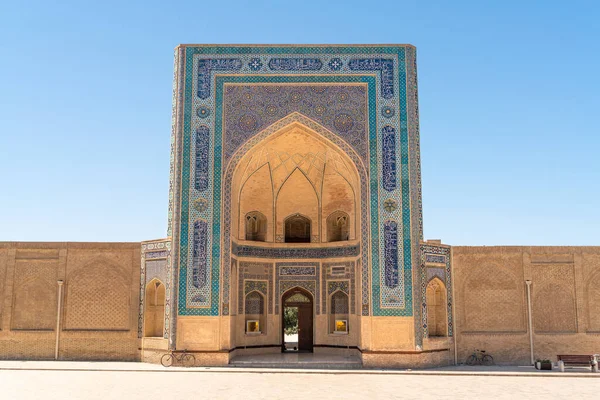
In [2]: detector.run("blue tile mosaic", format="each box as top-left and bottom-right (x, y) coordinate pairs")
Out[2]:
(169, 45), (421, 319)
(268, 58), (323, 70)
(232, 242), (360, 259)
(192, 220), (209, 290)
(384, 221), (399, 288)
(194, 126), (209, 191)
(382, 126), (397, 192)
(197, 58), (242, 99)
(348, 58), (395, 99)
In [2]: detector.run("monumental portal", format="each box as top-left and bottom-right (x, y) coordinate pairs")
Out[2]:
(0, 45), (598, 367)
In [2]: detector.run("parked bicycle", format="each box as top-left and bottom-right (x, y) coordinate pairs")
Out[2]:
(161, 350), (196, 367)
(466, 349), (494, 366)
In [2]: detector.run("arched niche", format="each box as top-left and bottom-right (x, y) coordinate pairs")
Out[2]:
(144, 279), (166, 337)
(326, 210), (350, 242)
(284, 213), (312, 243)
(426, 278), (447, 337)
(229, 121), (361, 244)
(245, 290), (265, 334)
(329, 290), (349, 334)
(244, 211), (267, 242)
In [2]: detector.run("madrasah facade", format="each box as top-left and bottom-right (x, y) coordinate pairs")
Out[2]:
(0, 45), (598, 368)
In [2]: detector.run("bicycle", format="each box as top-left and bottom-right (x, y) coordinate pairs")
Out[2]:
(161, 350), (196, 367)
(466, 349), (494, 366)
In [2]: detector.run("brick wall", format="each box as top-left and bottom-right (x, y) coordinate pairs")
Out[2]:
(453, 246), (600, 365)
(0, 242), (141, 361)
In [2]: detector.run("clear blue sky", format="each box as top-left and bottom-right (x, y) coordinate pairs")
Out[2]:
(1, 0), (598, 245)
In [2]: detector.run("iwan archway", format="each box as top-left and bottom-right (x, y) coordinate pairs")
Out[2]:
(226, 114), (366, 355)
(228, 117), (363, 245)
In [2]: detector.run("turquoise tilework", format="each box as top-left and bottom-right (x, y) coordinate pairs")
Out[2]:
(172, 45), (419, 317)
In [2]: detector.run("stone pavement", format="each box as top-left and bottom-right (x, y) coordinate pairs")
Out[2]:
(0, 361), (598, 399)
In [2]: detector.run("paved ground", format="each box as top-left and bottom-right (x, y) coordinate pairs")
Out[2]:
(0, 361), (598, 399)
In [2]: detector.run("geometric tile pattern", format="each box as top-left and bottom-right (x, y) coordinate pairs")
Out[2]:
(244, 291), (264, 315)
(244, 280), (268, 297)
(331, 290), (350, 314)
(168, 45), (421, 320)
(321, 261), (356, 314)
(328, 281), (350, 296)
(238, 262), (273, 315)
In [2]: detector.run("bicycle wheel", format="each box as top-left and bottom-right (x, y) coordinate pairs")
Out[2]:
(466, 355), (477, 365)
(182, 353), (195, 368)
(482, 354), (494, 366)
(161, 353), (174, 367)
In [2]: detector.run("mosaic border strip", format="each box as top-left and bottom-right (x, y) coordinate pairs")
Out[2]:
(418, 244), (453, 346)
(138, 239), (172, 339)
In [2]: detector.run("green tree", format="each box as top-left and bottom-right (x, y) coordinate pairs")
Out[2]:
(283, 307), (298, 335)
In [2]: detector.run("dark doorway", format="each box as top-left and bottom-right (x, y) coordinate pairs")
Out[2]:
(281, 288), (313, 352)
(284, 214), (311, 243)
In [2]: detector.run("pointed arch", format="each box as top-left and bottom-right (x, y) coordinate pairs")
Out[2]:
(326, 210), (350, 242)
(244, 211), (267, 242)
(144, 278), (165, 337)
(223, 113), (369, 316)
(330, 289), (349, 334)
(426, 277), (447, 337)
(230, 118), (361, 244)
(284, 213), (312, 243)
(282, 286), (314, 305)
(245, 290), (265, 334)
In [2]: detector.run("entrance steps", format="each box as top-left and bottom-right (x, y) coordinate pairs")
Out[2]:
(229, 353), (362, 369)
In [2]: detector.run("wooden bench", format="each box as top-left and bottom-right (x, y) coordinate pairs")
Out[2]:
(557, 355), (599, 372)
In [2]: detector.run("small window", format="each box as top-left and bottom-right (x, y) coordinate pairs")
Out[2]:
(334, 320), (348, 333)
(284, 214), (311, 243)
(245, 211), (267, 242)
(246, 320), (260, 334)
(327, 211), (350, 242)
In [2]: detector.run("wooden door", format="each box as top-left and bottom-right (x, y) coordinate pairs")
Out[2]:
(297, 304), (313, 351)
